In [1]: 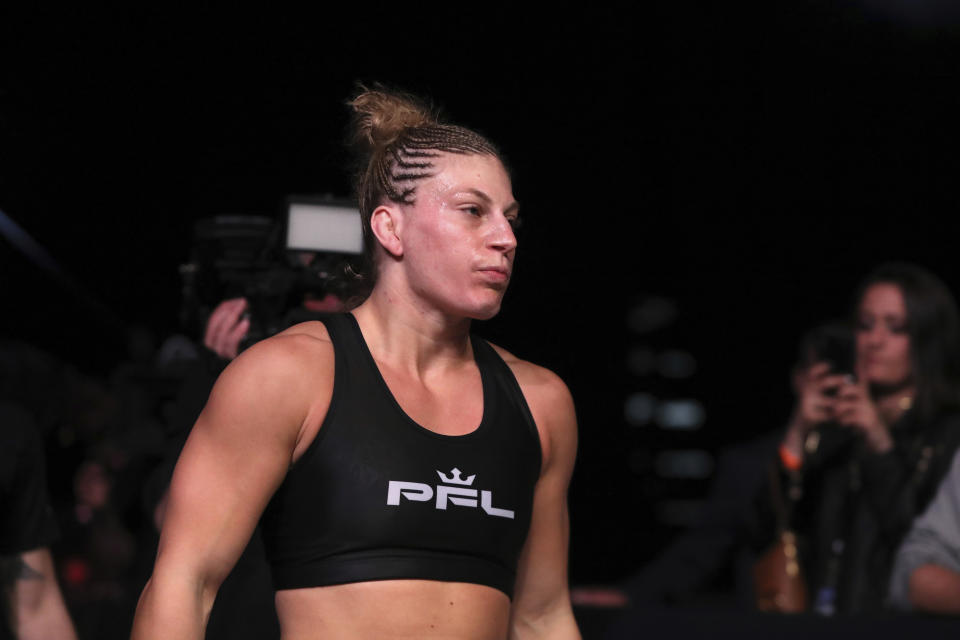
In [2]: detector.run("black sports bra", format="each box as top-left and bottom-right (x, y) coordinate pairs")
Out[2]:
(259, 313), (542, 598)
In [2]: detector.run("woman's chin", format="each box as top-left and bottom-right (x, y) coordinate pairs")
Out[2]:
(469, 305), (503, 321)
(868, 377), (914, 397)
(462, 299), (504, 321)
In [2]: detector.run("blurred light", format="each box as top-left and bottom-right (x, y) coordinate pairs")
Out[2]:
(0, 207), (63, 274)
(658, 349), (697, 379)
(654, 449), (715, 479)
(286, 200), (363, 254)
(624, 392), (657, 426)
(656, 499), (707, 527)
(656, 399), (705, 430)
(626, 346), (657, 376)
(627, 297), (677, 334)
(63, 557), (90, 586)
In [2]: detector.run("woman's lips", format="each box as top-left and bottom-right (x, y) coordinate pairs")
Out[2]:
(478, 267), (509, 283)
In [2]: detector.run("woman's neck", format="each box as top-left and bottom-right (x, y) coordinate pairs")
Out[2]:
(351, 285), (474, 378)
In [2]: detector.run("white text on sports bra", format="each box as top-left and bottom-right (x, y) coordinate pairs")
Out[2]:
(386, 468), (515, 519)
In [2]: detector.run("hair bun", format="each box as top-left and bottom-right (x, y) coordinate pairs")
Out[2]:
(349, 87), (434, 151)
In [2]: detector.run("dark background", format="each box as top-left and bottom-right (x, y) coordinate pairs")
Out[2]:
(4, 1), (960, 585)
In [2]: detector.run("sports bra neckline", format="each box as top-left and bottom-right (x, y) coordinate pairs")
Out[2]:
(343, 312), (493, 440)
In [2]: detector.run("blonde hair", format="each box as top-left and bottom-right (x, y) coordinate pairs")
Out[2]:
(344, 86), (501, 300)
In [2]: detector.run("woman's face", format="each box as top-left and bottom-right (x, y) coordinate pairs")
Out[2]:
(855, 283), (913, 388)
(393, 152), (519, 320)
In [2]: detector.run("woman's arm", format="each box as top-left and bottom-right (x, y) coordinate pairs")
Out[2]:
(505, 361), (580, 640)
(907, 564), (960, 614)
(130, 333), (332, 640)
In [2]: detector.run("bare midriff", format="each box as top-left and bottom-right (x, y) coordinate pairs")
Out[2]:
(274, 579), (511, 640)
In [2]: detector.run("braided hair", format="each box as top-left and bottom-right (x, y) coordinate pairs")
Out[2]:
(344, 86), (502, 302)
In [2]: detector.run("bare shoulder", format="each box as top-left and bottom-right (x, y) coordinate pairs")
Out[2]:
(488, 343), (572, 410)
(220, 321), (333, 393)
(202, 320), (335, 454)
(488, 343), (577, 471)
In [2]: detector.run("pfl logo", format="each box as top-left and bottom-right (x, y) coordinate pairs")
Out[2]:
(386, 468), (514, 519)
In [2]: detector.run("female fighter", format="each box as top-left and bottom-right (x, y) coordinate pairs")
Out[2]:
(130, 87), (581, 639)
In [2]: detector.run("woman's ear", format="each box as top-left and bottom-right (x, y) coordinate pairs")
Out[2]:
(370, 205), (404, 258)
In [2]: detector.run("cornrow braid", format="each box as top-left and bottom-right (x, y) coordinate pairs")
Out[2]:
(342, 86), (502, 304)
(376, 126), (498, 205)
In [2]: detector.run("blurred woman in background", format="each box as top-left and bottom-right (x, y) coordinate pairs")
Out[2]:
(761, 262), (960, 615)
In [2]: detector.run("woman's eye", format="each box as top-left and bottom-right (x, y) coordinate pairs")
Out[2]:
(464, 206), (481, 216)
(507, 217), (522, 230)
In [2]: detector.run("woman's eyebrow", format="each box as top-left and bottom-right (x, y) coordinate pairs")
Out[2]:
(456, 188), (519, 214)
(458, 188), (493, 203)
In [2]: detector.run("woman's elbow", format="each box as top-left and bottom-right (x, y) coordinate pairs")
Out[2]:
(907, 564), (960, 614)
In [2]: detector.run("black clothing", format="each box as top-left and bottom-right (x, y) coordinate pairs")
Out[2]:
(261, 313), (542, 598)
(755, 410), (960, 615)
(622, 431), (780, 607)
(1, 402), (59, 640)
(0, 403), (58, 554)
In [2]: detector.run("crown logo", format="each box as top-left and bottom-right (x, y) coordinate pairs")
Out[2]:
(437, 468), (476, 486)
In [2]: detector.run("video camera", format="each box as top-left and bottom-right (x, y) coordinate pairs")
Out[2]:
(179, 196), (363, 347)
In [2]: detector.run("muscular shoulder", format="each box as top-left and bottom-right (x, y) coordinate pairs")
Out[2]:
(488, 343), (577, 473)
(202, 321), (335, 450)
(489, 345), (572, 413)
(223, 321), (332, 392)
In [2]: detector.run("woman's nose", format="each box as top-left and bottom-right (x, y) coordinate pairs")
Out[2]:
(489, 216), (517, 253)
